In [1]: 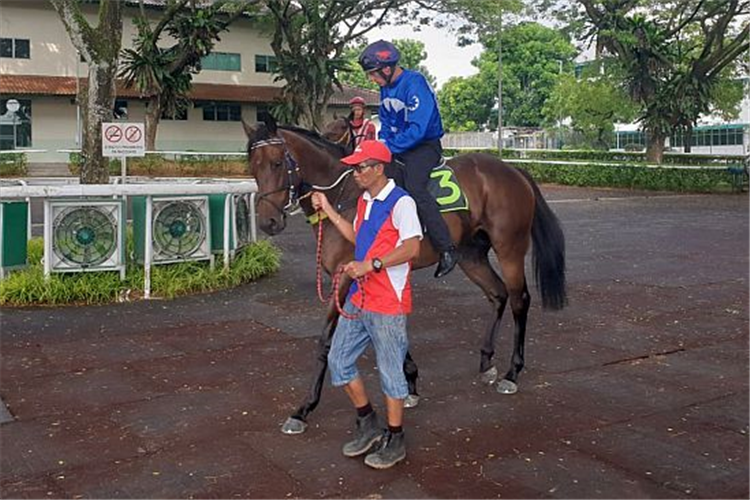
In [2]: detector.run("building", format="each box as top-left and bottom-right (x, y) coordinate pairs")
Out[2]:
(0, 0), (378, 161)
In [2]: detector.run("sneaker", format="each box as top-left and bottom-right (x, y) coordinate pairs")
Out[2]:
(342, 411), (382, 457)
(364, 430), (406, 469)
(434, 247), (458, 278)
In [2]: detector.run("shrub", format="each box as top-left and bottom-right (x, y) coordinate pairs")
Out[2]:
(68, 153), (248, 178)
(512, 161), (738, 193)
(443, 148), (744, 167)
(0, 237), (281, 306)
(0, 152), (28, 177)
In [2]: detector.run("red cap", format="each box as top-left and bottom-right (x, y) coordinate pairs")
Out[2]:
(349, 96), (366, 106)
(341, 140), (392, 165)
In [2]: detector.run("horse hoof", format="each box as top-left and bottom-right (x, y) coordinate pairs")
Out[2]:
(480, 366), (498, 385)
(404, 394), (420, 408)
(496, 379), (518, 395)
(281, 417), (308, 435)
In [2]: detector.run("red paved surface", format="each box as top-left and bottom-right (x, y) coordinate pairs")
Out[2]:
(1, 186), (748, 498)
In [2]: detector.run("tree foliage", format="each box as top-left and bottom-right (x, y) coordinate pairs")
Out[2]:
(257, 0), (427, 128)
(543, 73), (638, 149)
(574, 0), (750, 162)
(437, 22), (577, 131)
(50, 0), (122, 184)
(119, 0), (254, 150)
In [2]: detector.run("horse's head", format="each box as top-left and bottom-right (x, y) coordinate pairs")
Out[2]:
(243, 113), (298, 235)
(322, 116), (353, 153)
(244, 113), (352, 236)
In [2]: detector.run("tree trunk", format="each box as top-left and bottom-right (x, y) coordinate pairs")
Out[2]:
(51, 0), (122, 184)
(145, 96), (161, 151)
(80, 62), (117, 184)
(646, 129), (666, 164)
(684, 126), (693, 153)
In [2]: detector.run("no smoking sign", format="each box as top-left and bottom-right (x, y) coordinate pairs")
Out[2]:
(102, 122), (145, 157)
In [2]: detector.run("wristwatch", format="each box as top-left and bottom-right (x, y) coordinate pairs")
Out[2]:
(371, 257), (384, 273)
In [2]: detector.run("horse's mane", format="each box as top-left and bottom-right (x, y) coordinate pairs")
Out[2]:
(279, 125), (348, 158)
(246, 122), (348, 160)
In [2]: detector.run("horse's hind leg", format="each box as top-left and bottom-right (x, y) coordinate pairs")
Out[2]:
(458, 239), (509, 386)
(403, 351), (420, 408)
(495, 255), (531, 395)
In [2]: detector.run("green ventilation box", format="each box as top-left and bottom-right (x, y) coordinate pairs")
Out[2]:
(0, 201), (29, 278)
(132, 195), (212, 265)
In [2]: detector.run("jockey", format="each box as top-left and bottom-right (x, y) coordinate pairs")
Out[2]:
(358, 39), (458, 278)
(348, 96), (377, 147)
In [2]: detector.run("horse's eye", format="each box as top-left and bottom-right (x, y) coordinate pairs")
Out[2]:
(274, 161), (283, 168)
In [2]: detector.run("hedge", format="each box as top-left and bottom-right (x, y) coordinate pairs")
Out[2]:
(443, 148), (745, 167)
(0, 152), (28, 177)
(510, 160), (741, 193)
(68, 152), (246, 177)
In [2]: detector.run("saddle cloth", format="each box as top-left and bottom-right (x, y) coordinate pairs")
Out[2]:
(428, 161), (469, 213)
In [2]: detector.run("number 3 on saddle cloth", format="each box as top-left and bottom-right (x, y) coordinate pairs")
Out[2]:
(428, 160), (469, 213)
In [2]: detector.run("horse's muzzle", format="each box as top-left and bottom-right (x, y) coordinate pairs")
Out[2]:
(260, 216), (286, 235)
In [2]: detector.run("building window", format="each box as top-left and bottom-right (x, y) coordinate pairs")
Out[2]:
(198, 101), (242, 122)
(0, 38), (30, 59)
(255, 55), (277, 73)
(670, 126), (746, 148)
(113, 99), (128, 120)
(162, 106), (188, 121)
(201, 52), (241, 71)
(0, 99), (32, 150)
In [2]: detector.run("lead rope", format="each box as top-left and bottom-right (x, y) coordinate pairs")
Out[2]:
(315, 209), (364, 320)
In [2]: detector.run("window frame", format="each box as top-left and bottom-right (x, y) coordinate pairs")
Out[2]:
(0, 38), (30, 59)
(201, 52), (242, 72)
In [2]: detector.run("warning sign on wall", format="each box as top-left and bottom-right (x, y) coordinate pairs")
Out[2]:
(102, 122), (145, 157)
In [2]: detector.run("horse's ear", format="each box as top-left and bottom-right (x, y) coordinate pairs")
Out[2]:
(241, 118), (255, 137)
(259, 110), (278, 134)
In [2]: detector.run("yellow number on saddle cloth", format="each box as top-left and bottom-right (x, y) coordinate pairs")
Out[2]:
(428, 164), (469, 212)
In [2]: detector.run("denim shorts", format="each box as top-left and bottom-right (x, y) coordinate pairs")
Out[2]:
(328, 300), (409, 399)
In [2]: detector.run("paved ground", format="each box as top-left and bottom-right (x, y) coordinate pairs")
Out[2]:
(1, 185), (748, 499)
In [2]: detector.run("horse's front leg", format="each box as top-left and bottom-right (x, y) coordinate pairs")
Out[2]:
(281, 303), (339, 435)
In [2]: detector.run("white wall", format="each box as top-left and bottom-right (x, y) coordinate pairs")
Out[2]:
(0, 0), (280, 87)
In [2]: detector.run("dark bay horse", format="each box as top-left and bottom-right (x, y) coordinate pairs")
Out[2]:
(243, 115), (567, 435)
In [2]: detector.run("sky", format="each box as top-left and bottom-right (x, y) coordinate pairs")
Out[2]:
(365, 23), (484, 90)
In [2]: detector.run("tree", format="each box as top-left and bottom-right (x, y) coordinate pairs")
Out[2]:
(437, 22), (576, 131)
(575, 0), (750, 162)
(338, 38), (437, 92)
(543, 73), (638, 149)
(119, 0), (255, 150)
(486, 22), (577, 127)
(50, 0), (122, 184)
(438, 70), (496, 132)
(259, 0), (439, 129)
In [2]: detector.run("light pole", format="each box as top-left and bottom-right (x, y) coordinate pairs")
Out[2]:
(555, 60), (563, 149)
(497, 13), (503, 158)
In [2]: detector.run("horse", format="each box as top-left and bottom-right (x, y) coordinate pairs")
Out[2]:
(322, 116), (361, 153)
(243, 114), (567, 435)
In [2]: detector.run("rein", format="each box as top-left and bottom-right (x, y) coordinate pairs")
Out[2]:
(315, 210), (364, 320)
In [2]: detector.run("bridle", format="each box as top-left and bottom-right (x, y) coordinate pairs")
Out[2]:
(251, 137), (306, 219)
(250, 135), (358, 219)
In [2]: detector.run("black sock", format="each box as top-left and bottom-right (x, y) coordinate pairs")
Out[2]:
(388, 425), (403, 434)
(356, 403), (373, 418)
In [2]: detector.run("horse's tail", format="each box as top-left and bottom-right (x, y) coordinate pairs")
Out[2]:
(517, 168), (567, 310)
